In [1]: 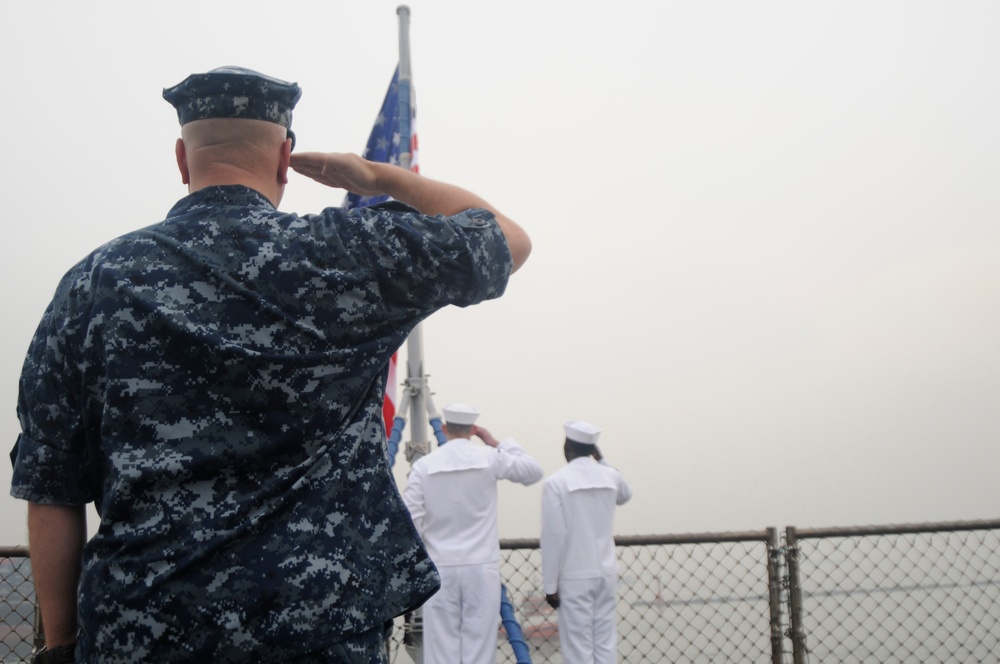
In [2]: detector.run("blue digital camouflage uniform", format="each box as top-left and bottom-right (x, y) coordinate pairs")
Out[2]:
(162, 65), (302, 148)
(10, 184), (512, 662)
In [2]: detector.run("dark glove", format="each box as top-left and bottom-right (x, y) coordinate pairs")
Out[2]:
(545, 592), (560, 610)
(32, 644), (75, 664)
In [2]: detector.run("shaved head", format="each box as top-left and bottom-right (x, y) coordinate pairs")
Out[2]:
(182, 118), (287, 163)
(176, 118), (292, 205)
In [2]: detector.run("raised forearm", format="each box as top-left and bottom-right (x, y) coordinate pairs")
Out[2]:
(374, 163), (493, 216)
(28, 502), (86, 647)
(374, 163), (531, 272)
(289, 152), (531, 272)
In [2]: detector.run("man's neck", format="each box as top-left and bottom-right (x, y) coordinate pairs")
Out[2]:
(189, 172), (282, 207)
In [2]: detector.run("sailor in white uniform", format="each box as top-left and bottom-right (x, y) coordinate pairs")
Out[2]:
(403, 403), (544, 664)
(540, 420), (633, 664)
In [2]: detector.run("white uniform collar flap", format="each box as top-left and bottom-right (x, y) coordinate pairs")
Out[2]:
(565, 458), (617, 492)
(423, 439), (491, 474)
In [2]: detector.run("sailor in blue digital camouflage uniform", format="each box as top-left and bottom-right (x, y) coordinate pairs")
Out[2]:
(9, 66), (531, 664)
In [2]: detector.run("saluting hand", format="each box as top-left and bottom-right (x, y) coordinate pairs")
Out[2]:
(290, 152), (386, 196)
(473, 426), (501, 448)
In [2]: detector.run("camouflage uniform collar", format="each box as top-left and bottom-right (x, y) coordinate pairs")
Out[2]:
(169, 185), (276, 217)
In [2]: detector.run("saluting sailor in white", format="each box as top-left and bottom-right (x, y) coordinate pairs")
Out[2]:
(403, 403), (544, 664)
(541, 420), (633, 664)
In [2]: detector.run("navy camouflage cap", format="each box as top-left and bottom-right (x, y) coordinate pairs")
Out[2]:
(163, 66), (302, 148)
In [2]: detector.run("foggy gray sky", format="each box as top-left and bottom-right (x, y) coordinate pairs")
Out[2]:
(3, 1), (999, 545)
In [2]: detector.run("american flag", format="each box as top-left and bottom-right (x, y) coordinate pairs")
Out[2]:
(344, 67), (419, 209)
(344, 67), (418, 436)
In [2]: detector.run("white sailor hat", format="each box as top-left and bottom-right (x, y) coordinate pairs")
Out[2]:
(564, 420), (601, 445)
(442, 403), (481, 426)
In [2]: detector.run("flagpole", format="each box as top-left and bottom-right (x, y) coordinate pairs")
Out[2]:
(397, 5), (414, 171)
(397, 4), (431, 465)
(396, 7), (431, 662)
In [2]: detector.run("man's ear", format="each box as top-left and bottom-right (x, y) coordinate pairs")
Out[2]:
(278, 137), (292, 185)
(175, 138), (190, 185)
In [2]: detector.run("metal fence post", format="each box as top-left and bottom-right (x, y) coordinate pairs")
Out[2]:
(785, 527), (806, 664)
(766, 527), (785, 664)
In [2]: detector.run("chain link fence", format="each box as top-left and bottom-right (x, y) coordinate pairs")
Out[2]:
(0, 548), (35, 664)
(499, 532), (780, 663)
(5, 521), (1000, 663)
(387, 531), (783, 663)
(785, 520), (1000, 664)
(389, 522), (1000, 663)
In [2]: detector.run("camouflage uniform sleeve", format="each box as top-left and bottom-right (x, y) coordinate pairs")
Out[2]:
(11, 261), (95, 505)
(342, 204), (514, 314)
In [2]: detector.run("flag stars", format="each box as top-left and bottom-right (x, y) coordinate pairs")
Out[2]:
(343, 68), (417, 211)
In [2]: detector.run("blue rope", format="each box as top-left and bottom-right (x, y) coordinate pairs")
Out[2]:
(387, 416), (406, 467)
(500, 584), (533, 664)
(429, 417), (447, 446)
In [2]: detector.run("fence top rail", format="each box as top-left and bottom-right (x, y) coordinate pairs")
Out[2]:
(787, 517), (1000, 541)
(501, 530), (773, 550)
(8, 519), (996, 556)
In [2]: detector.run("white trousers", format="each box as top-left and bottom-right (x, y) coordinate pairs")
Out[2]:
(558, 575), (618, 664)
(422, 563), (501, 664)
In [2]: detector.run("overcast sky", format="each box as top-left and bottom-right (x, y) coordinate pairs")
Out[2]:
(3, 1), (999, 545)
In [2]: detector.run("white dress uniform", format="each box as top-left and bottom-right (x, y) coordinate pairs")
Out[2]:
(403, 404), (543, 664)
(541, 421), (633, 664)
